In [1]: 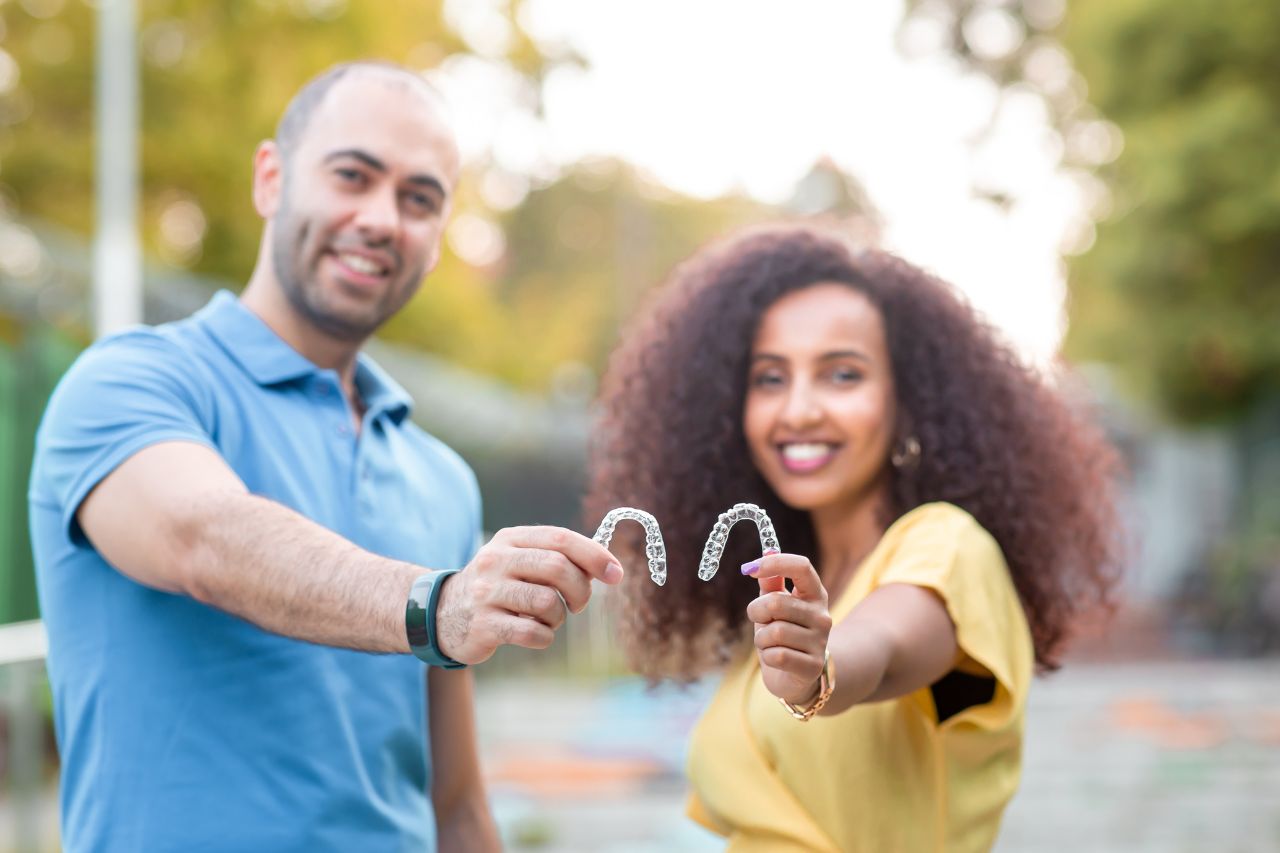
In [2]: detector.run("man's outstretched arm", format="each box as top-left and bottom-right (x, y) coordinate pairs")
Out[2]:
(79, 440), (623, 660)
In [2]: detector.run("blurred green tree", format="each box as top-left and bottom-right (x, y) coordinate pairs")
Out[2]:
(900, 0), (1280, 423)
(4, 0), (473, 279)
(1, 0), (825, 391)
(900, 0), (1280, 651)
(383, 159), (774, 390)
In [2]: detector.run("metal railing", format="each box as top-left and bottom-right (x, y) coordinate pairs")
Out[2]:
(0, 619), (53, 853)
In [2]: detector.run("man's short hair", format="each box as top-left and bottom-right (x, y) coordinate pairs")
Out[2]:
(274, 61), (442, 159)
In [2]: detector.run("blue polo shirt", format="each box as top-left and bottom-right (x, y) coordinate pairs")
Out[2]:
(29, 291), (481, 852)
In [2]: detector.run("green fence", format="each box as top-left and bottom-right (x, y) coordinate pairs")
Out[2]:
(0, 315), (81, 625)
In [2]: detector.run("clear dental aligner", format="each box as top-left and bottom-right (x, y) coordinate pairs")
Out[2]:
(698, 503), (779, 581)
(593, 507), (668, 586)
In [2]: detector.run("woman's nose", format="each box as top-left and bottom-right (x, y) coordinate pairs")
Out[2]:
(779, 383), (823, 428)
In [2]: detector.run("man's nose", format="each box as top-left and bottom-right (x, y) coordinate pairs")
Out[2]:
(353, 186), (400, 243)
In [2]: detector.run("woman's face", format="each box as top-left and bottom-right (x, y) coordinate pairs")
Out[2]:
(743, 283), (897, 515)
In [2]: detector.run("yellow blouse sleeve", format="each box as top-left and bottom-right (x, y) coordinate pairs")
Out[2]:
(685, 789), (728, 836)
(874, 503), (1034, 731)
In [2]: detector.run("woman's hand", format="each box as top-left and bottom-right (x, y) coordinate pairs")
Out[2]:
(742, 552), (833, 705)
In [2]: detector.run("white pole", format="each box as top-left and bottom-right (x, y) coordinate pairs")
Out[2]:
(93, 0), (142, 337)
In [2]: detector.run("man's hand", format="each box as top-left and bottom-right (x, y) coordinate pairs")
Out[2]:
(743, 552), (832, 705)
(434, 526), (624, 665)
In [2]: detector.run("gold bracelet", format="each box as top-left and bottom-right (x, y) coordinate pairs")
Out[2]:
(778, 649), (835, 722)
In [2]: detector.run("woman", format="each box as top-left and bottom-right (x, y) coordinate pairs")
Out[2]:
(584, 224), (1123, 852)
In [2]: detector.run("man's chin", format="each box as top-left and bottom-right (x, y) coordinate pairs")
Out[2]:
(304, 299), (384, 342)
(309, 283), (391, 335)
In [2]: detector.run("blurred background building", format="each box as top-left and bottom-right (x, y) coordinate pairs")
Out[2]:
(1, 0), (1277, 850)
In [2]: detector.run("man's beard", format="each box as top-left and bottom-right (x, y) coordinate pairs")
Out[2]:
(270, 202), (419, 343)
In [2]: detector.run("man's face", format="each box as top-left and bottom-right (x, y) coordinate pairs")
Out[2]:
(267, 74), (460, 341)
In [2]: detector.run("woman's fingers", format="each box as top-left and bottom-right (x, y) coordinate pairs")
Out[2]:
(758, 647), (824, 683)
(741, 552), (826, 603)
(746, 591), (833, 633)
(753, 619), (826, 657)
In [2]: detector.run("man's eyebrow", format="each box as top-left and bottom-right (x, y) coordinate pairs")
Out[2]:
(323, 148), (386, 172)
(322, 149), (447, 199)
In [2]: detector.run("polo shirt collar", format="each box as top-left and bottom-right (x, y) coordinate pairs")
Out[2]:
(200, 290), (414, 424)
(355, 354), (413, 425)
(201, 291), (318, 385)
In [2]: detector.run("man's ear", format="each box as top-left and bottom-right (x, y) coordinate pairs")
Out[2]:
(421, 199), (454, 275)
(252, 140), (284, 219)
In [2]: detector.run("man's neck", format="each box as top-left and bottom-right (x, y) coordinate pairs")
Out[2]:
(240, 276), (362, 381)
(239, 276), (368, 432)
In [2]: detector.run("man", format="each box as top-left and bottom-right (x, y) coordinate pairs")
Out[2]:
(28, 61), (622, 852)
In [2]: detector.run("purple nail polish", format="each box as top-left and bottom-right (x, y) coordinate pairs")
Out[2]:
(741, 559), (761, 576)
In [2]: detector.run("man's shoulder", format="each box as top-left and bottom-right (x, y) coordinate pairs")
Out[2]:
(38, 313), (223, 447)
(74, 312), (214, 375)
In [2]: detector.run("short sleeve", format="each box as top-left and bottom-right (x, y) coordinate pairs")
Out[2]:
(463, 466), (483, 565)
(30, 330), (218, 546)
(875, 503), (1034, 730)
(436, 443), (482, 566)
(685, 789), (729, 836)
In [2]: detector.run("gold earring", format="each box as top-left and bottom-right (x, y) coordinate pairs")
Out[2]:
(891, 436), (921, 469)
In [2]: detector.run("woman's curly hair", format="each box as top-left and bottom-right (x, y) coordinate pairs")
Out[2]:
(584, 223), (1124, 679)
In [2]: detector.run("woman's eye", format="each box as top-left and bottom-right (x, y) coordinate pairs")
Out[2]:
(831, 367), (863, 384)
(751, 372), (785, 388)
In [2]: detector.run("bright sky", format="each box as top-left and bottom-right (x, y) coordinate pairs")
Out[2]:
(434, 0), (1093, 364)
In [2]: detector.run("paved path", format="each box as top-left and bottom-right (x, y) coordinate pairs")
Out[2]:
(475, 660), (1280, 852)
(3, 660), (1277, 851)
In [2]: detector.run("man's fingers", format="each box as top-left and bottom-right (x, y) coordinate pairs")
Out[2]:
(507, 549), (593, 614)
(741, 553), (825, 602)
(489, 613), (555, 651)
(494, 580), (568, 630)
(496, 526), (624, 585)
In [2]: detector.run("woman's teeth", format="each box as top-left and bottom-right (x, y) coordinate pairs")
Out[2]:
(781, 443), (836, 462)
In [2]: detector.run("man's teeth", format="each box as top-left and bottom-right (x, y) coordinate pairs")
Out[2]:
(781, 443), (835, 462)
(339, 253), (384, 275)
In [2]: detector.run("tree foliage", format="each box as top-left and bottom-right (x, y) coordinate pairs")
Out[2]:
(1062, 0), (1280, 422)
(5, 0), (471, 276)
(901, 0), (1280, 422)
(0, 0), (827, 390)
(382, 160), (774, 390)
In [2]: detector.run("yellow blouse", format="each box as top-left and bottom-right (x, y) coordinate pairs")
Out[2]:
(685, 502), (1034, 853)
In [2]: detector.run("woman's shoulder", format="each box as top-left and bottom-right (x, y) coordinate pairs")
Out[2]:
(888, 501), (990, 539)
(879, 502), (1006, 570)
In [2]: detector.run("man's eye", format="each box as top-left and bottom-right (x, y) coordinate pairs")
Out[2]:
(403, 192), (437, 214)
(336, 168), (365, 184)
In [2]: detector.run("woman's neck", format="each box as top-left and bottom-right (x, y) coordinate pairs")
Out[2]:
(809, 485), (890, 600)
